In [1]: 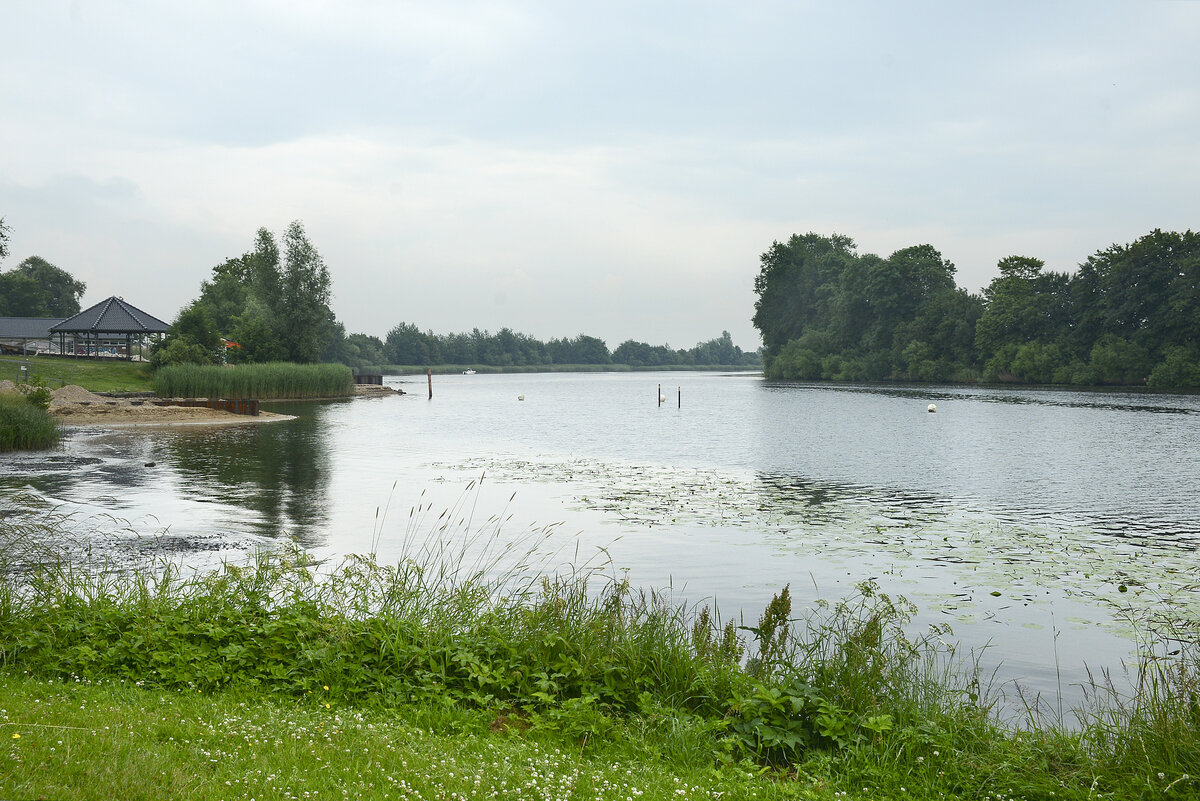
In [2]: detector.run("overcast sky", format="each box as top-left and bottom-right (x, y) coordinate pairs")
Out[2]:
(2, 1), (1198, 350)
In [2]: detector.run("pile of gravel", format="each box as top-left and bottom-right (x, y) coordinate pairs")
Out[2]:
(50, 385), (111, 406)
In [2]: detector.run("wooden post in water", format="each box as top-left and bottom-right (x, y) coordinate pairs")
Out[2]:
(427, 368), (433, 400)
(657, 383), (662, 407)
(678, 386), (681, 408)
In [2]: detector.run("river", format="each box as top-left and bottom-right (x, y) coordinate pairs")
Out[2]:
(3, 371), (1199, 717)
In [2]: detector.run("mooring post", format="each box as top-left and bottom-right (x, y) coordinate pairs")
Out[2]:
(678, 386), (681, 408)
(658, 383), (662, 407)
(427, 368), (433, 400)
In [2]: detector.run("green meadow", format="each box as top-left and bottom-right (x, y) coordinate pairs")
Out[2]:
(0, 355), (154, 393)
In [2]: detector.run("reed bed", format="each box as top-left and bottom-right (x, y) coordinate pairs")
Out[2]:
(153, 361), (354, 399)
(0, 393), (59, 451)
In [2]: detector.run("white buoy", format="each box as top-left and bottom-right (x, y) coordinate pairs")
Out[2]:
(927, 403), (937, 413)
(659, 395), (666, 403)
(518, 394), (525, 401)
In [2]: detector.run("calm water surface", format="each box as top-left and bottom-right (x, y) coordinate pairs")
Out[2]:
(4, 372), (1199, 713)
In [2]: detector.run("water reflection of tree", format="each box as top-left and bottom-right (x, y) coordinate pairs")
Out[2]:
(162, 403), (333, 545)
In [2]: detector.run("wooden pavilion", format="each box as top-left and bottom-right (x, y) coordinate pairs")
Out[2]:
(49, 296), (170, 360)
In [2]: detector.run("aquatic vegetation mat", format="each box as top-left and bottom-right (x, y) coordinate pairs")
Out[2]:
(436, 456), (1200, 639)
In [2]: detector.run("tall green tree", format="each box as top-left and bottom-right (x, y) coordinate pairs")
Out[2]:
(752, 232), (858, 358)
(892, 287), (984, 380)
(279, 221), (334, 363)
(547, 334), (610, 364)
(865, 244), (959, 355)
(150, 300), (223, 367)
(1075, 229), (1200, 359)
(344, 333), (386, 370)
(227, 228), (288, 363)
(174, 222), (337, 365)
(0, 256), (86, 317)
(249, 227), (283, 317)
(974, 256), (1073, 364)
(385, 322), (441, 365)
(197, 259), (250, 334)
(0, 217), (10, 262)
(0, 271), (39, 317)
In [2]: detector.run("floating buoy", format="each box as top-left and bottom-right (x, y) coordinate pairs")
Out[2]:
(927, 403), (937, 413)
(517, 394), (525, 401)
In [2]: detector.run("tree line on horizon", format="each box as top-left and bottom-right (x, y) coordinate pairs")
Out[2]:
(178, 223), (760, 370)
(753, 228), (1200, 388)
(11, 211), (1198, 386)
(0, 217), (759, 372)
(1, 217), (759, 371)
(349, 324), (760, 370)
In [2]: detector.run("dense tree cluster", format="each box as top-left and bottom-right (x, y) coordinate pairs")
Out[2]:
(0, 220), (88, 317)
(0, 255), (87, 318)
(154, 222), (338, 367)
(151, 219), (758, 372)
(359, 325), (760, 370)
(753, 229), (1200, 387)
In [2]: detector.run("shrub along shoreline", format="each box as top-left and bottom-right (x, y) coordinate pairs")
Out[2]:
(0, 506), (1197, 800)
(0, 385), (59, 452)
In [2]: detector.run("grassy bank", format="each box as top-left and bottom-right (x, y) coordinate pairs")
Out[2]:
(1, 507), (1197, 799)
(153, 362), (355, 399)
(0, 355), (154, 393)
(0, 675), (787, 801)
(0, 393), (59, 451)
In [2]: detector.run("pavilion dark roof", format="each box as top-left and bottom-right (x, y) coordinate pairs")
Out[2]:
(50, 297), (169, 335)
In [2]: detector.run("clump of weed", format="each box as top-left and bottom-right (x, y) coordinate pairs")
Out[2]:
(728, 580), (994, 771)
(0, 392), (58, 451)
(1072, 612), (1200, 791)
(16, 374), (52, 410)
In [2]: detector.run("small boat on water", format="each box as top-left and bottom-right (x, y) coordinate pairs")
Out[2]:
(463, 369), (476, 375)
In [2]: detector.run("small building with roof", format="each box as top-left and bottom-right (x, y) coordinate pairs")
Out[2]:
(0, 317), (63, 355)
(48, 296), (170, 360)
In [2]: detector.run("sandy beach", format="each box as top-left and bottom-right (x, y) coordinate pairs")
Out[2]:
(1, 381), (401, 427)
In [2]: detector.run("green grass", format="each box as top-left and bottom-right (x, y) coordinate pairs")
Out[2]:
(153, 362), (355, 399)
(1, 500), (1198, 800)
(0, 355), (154, 393)
(0, 394), (59, 451)
(0, 675), (791, 801)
